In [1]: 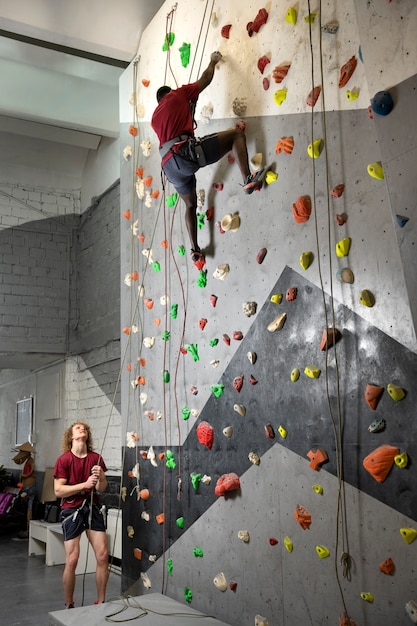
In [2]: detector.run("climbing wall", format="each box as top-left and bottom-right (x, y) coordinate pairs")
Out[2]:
(118, 1), (417, 625)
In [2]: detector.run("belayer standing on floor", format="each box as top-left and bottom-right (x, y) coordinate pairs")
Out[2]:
(54, 422), (108, 609)
(151, 50), (265, 269)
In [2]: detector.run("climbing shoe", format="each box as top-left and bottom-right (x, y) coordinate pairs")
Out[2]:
(242, 167), (266, 194)
(190, 249), (206, 270)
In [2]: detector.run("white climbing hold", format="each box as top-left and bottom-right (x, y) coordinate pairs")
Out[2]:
(221, 213), (240, 232)
(147, 446), (158, 467)
(213, 572), (228, 591)
(143, 337), (155, 348)
(142, 248), (154, 264)
(243, 301), (257, 317)
(141, 511), (150, 522)
(223, 426), (233, 437)
(213, 263), (230, 280)
(123, 145), (132, 160)
(255, 615), (269, 626)
(160, 294), (170, 305)
(248, 451), (260, 465)
(267, 313), (287, 332)
(234, 404), (246, 416)
(140, 572), (152, 589)
(130, 463), (140, 479)
(140, 139), (152, 157)
(247, 351), (257, 364)
(139, 392), (147, 405)
(201, 475), (211, 485)
(200, 103), (214, 124)
(251, 152), (263, 170)
(237, 530), (250, 542)
(210, 359), (220, 368)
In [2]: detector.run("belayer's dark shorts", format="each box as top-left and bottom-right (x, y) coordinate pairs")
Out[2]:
(60, 501), (106, 541)
(163, 133), (221, 195)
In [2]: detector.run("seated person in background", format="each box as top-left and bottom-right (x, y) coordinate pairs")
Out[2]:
(12, 441), (36, 538)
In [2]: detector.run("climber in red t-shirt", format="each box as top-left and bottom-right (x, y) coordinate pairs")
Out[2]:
(54, 422), (108, 609)
(151, 51), (265, 269)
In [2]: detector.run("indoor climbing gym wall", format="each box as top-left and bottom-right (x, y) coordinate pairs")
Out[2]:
(118, 1), (417, 625)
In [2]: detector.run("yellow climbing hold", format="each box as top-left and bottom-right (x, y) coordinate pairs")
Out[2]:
(274, 88), (287, 106)
(359, 289), (375, 307)
(284, 536), (293, 553)
(387, 383), (405, 401)
(278, 425), (287, 439)
(265, 170), (278, 185)
(335, 237), (351, 257)
(346, 88), (360, 101)
(270, 293), (283, 304)
(305, 12), (317, 24)
(290, 368), (300, 382)
(360, 592), (374, 603)
(316, 545), (330, 559)
(394, 452), (408, 468)
(400, 528), (417, 544)
(367, 162), (384, 180)
(304, 365), (321, 379)
(312, 484), (323, 495)
(300, 251), (312, 270)
(307, 139), (322, 159)
(286, 7), (297, 25)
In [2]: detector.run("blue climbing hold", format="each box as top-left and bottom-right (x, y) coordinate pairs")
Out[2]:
(370, 90), (394, 116)
(396, 215), (409, 228)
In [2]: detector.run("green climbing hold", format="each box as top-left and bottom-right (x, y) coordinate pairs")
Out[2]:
(179, 42), (191, 68)
(163, 32), (175, 51)
(193, 547), (204, 557)
(182, 405), (191, 420)
(185, 343), (199, 361)
(166, 192), (178, 207)
(197, 269), (207, 288)
(152, 261), (161, 272)
(167, 558), (173, 575)
(176, 516), (185, 529)
(210, 384), (225, 398)
(178, 245), (186, 256)
(170, 304), (178, 319)
(191, 472), (202, 490)
(184, 587), (192, 603)
(163, 369), (170, 383)
(162, 331), (170, 341)
(209, 338), (219, 347)
(197, 212), (205, 230)
(166, 450), (176, 469)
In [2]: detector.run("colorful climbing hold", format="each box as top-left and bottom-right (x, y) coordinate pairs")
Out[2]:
(306, 85), (321, 107)
(162, 32), (175, 51)
(162, 369), (170, 383)
(265, 170), (278, 184)
(337, 267), (354, 283)
(312, 484), (323, 495)
(179, 42), (191, 67)
(274, 88), (288, 106)
(305, 12), (317, 24)
(359, 289), (375, 307)
(379, 557), (395, 575)
(335, 237), (351, 257)
(166, 450), (176, 469)
(300, 251), (313, 270)
(291, 368), (300, 382)
(308, 138), (323, 159)
(170, 304), (178, 319)
(182, 406), (191, 420)
(256, 248), (267, 264)
(184, 587), (192, 603)
(267, 313), (286, 332)
(371, 90), (394, 116)
(233, 375), (244, 393)
(197, 269), (207, 288)
(210, 384), (225, 398)
(292, 195), (311, 223)
(363, 445), (400, 483)
(307, 448), (328, 470)
(294, 505), (312, 530)
(278, 425), (287, 439)
(360, 592), (374, 603)
(320, 328), (341, 350)
(190, 472), (203, 490)
(304, 365), (321, 379)
(257, 55), (271, 74)
(276, 136), (294, 155)
(161, 331), (170, 341)
(193, 547), (204, 557)
(400, 528), (417, 544)
(394, 451), (408, 468)
(272, 64), (291, 83)
(271, 293), (283, 304)
(368, 418), (386, 433)
(221, 24), (232, 38)
(209, 338), (219, 347)
(269, 537), (279, 546)
(178, 245), (186, 256)
(284, 536), (293, 552)
(215, 472), (241, 496)
(387, 383), (405, 401)
(338, 56), (357, 88)
(264, 423), (275, 439)
(316, 545), (330, 558)
(167, 558), (173, 575)
(286, 287), (297, 302)
(152, 261), (161, 272)
(176, 517), (184, 529)
(210, 294), (218, 307)
(367, 162), (384, 180)
(346, 88), (360, 101)
(185, 343), (199, 361)
(285, 7), (297, 25)
(396, 215), (409, 228)
(166, 192), (178, 206)
(199, 318), (208, 330)
(196, 421), (214, 450)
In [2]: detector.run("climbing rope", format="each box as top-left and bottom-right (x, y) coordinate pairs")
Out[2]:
(306, 0), (352, 619)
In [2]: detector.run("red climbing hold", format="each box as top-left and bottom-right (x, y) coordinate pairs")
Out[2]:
(233, 331), (243, 341)
(199, 318), (208, 330)
(306, 85), (321, 107)
(196, 421), (214, 450)
(272, 64), (291, 83)
(213, 182), (224, 191)
(286, 287), (297, 302)
(229, 581), (238, 592)
(180, 346), (188, 355)
(215, 472), (241, 496)
(221, 24), (232, 39)
(263, 77), (270, 91)
(379, 557), (395, 575)
(249, 375), (258, 385)
(252, 8), (269, 33)
(335, 213), (347, 226)
(228, 153), (235, 164)
(210, 294), (218, 307)
(256, 248), (267, 264)
(269, 537), (279, 545)
(257, 55), (271, 74)
(307, 448), (328, 471)
(364, 384), (384, 410)
(233, 375), (244, 392)
(223, 334), (231, 346)
(292, 196), (311, 223)
(330, 183), (345, 198)
(264, 423), (275, 439)
(206, 206), (214, 221)
(338, 55), (357, 88)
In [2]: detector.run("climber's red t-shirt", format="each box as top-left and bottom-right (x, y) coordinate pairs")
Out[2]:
(54, 450), (107, 509)
(151, 82), (200, 165)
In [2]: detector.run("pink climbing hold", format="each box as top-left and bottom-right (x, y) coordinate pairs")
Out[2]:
(306, 85), (321, 107)
(215, 472), (241, 496)
(221, 24), (232, 39)
(249, 375), (258, 385)
(256, 248), (267, 264)
(233, 331), (243, 341)
(199, 318), (208, 330)
(330, 183), (345, 198)
(335, 213), (347, 226)
(233, 375), (244, 392)
(190, 385), (198, 395)
(264, 423), (275, 439)
(223, 334), (231, 346)
(215, 221), (225, 234)
(263, 77), (270, 91)
(257, 55), (271, 74)
(196, 421), (214, 450)
(210, 294), (218, 307)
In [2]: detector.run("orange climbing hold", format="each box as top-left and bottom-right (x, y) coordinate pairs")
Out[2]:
(272, 64), (291, 83)
(379, 557), (395, 575)
(306, 85), (321, 107)
(339, 614), (359, 626)
(320, 328), (341, 351)
(123, 210), (131, 220)
(144, 176), (153, 187)
(152, 190), (160, 199)
(292, 196), (311, 223)
(134, 547), (143, 560)
(294, 505), (312, 530)
(138, 233), (145, 243)
(138, 357), (146, 366)
(215, 472), (241, 496)
(136, 167), (144, 178)
(156, 513), (165, 524)
(129, 125), (138, 137)
(363, 445), (400, 483)
(307, 448), (328, 471)
(139, 489), (150, 500)
(338, 55), (357, 88)
(144, 298), (154, 310)
(275, 136), (294, 155)
(142, 79), (150, 87)
(331, 183), (345, 198)
(364, 384), (384, 410)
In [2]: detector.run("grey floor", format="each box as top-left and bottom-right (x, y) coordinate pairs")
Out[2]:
(0, 530), (122, 626)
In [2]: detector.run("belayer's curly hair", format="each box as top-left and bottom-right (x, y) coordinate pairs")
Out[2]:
(61, 421), (94, 452)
